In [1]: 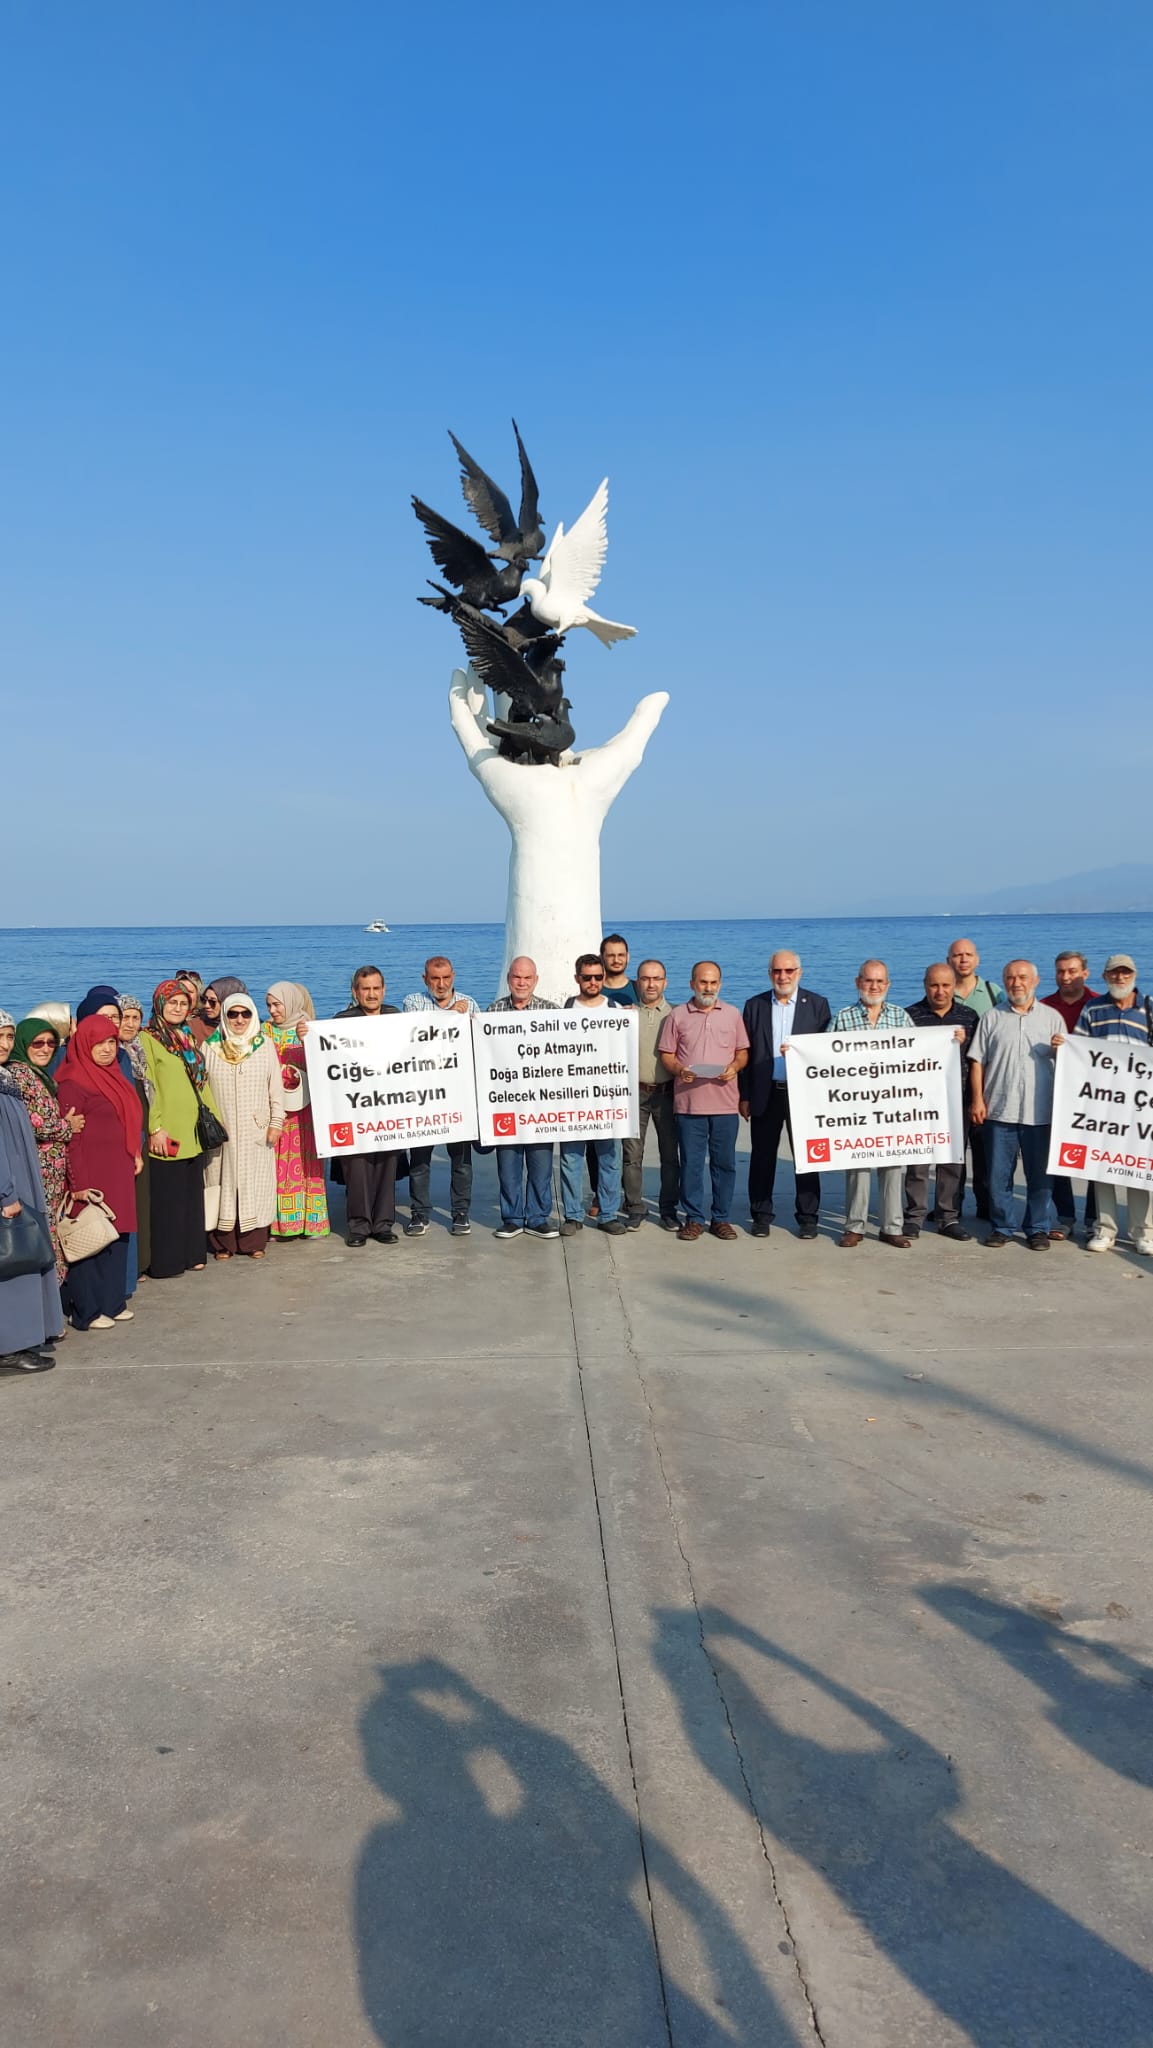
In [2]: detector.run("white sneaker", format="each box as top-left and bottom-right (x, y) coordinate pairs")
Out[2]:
(1086, 1232), (1114, 1253)
(1133, 1235), (1153, 1257)
(86, 1315), (116, 1329)
(113, 1308), (135, 1321)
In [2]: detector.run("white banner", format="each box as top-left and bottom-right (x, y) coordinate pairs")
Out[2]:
(785, 1026), (964, 1171)
(304, 1013), (479, 1157)
(471, 1009), (639, 1145)
(1048, 1036), (1153, 1190)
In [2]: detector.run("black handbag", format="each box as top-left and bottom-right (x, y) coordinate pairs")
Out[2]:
(0, 1204), (55, 1280)
(182, 1058), (228, 1151)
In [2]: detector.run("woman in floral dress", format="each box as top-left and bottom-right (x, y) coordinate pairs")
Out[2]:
(8, 1016), (83, 1282)
(265, 981), (329, 1239)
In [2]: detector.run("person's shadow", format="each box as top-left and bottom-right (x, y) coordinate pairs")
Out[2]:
(354, 1657), (799, 2047)
(651, 1608), (1153, 2047)
(923, 1584), (1153, 1791)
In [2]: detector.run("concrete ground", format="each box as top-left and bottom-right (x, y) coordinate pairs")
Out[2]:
(3, 1146), (1153, 2048)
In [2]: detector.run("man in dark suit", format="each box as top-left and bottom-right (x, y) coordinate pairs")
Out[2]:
(740, 952), (831, 1238)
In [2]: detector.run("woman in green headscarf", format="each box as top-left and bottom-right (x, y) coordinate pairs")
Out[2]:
(8, 1018), (85, 1281)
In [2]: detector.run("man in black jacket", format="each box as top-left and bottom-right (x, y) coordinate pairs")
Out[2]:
(336, 965), (401, 1248)
(740, 952), (831, 1238)
(902, 963), (976, 1242)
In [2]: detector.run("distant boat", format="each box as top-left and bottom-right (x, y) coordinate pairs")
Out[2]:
(364, 918), (390, 933)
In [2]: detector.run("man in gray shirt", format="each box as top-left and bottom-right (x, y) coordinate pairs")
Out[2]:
(969, 960), (1063, 1249)
(621, 959), (680, 1230)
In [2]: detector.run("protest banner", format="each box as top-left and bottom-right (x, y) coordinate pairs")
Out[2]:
(785, 1027), (964, 1171)
(472, 1008), (639, 1145)
(304, 1012), (479, 1157)
(1048, 1035), (1153, 1191)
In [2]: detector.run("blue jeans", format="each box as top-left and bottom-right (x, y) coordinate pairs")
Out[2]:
(496, 1144), (555, 1229)
(559, 1140), (622, 1222)
(985, 1121), (1055, 1237)
(677, 1113), (738, 1225)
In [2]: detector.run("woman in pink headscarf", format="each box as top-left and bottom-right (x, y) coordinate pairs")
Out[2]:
(265, 981), (329, 1239)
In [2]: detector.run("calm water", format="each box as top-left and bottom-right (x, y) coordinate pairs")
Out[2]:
(3, 915), (1150, 1022)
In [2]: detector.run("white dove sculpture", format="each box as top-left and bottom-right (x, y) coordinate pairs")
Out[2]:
(518, 479), (637, 648)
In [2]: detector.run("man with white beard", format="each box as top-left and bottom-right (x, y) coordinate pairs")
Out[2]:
(969, 961), (1063, 1250)
(659, 963), (749, 1242)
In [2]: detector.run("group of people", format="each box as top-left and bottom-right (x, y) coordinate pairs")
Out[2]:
(1, 935), (1146, 1372)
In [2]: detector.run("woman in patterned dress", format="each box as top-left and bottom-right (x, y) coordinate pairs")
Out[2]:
(265, 981), (329, 1240)
(7, 1017), (83, 1282)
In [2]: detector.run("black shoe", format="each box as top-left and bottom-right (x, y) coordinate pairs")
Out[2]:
(625, 1213), (644, 1231)
(984, 1232), (1009, 1247)
(797, 1224), (819, 1240)
(1026, 1233), (1050, 1251)
(939, 1223), (971, 1241)
(599, 1217), (627, 1235)
(904, 1226), (921, 1238)
(527, 1222), (560, 1239)
(1, 1350), (56, 1372)
(347, 1234), (367, 1248)
(450, 1216), (471, 1236)
(404, 1218), (429, 1237)
(372, 1228), (398, 1245)
(750, 1218), (772, 1238)
(658, 1214), (680, 1231)
(494, 1223), (523, 1240)
(560, 1219), (582, 1237)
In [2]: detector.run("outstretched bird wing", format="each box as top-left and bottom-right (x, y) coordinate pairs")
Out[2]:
(512, 419), (544, 559)
(448, 431), (518, 551)
(455, 606), (559, 709)
(540, 480), (609, 606)
(412, 498), (494, 589)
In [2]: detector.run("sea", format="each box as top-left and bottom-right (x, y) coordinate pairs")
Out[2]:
(3, 915), (1151, 1022)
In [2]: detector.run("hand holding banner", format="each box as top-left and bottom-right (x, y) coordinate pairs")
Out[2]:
(304, 1013), (479, 1157)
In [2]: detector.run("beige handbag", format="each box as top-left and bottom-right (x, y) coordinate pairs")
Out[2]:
(57, 1188), (119, 1264)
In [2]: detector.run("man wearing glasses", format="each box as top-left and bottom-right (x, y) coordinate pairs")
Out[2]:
(559, 956), (626, 1237)
(740, 950), (830, 1240)
(1074, 955), (1153, 1255)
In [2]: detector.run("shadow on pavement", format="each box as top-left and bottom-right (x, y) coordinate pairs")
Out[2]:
(923, 1584), (1153, 1790)
(355, 1656), (800, 2047)
(651, 1607), (1153, 2047)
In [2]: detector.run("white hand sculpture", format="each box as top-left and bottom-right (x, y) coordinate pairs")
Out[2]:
(449, 667), (669, 1004)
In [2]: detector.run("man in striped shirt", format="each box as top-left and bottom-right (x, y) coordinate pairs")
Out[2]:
(829, 962), (916, 1249)
(1074, 954), (1153, 1255)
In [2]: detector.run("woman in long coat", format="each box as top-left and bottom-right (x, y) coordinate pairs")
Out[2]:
(203, 994), (285, 1259)
(55, 1015), (143, 1331)
(8, 1017), (83, 1282)
(265, 981), (329, 1239)
(0, 1064), (64, 1370)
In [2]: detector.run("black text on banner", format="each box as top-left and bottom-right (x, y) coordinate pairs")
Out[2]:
(303, 1013), (480, 1157)
(785, 1027), (964, 1170)
(471, 1010), (639, 1144)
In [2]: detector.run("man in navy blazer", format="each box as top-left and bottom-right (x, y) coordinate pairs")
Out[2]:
(740, 952), (831, 1237)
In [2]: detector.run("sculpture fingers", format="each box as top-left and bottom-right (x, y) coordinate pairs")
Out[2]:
(583, 691), (669, 800)
(448, 667), (499, 768)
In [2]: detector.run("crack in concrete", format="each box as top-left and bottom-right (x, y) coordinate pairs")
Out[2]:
(605, 1252), (828, 2047)
(560, 1242), (676, 2048)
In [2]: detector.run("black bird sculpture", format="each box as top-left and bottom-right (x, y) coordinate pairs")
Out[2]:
(452, 601), (566, 724)
(449, 420), (545, 567)
(411, 499), (524, 612)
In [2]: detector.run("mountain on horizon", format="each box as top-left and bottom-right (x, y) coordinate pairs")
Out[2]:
(846, 863), (1153, 918)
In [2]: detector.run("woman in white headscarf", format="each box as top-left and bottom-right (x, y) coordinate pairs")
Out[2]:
(265, 981), (329, 1240)
(203, 993), (285, 1259)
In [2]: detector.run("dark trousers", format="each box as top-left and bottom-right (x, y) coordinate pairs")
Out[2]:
(1048, 1173), (1097, 1230)
(622, 1087), (680, 1218)
(959, 1120), (991, 1217)
(210, 1224), (270, 1256)
(407, 1141), (473, 1222)
(345, 1152), (398, 1236)
(149, 1154), (207, 1279)
(904, 1159), (965, 1231)
(677, 1113), (739, 1225)
(748, 1084), (820, 1225)
(67, 1232), (129, 1328)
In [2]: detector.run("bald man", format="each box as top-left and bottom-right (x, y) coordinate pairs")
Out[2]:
(487, 958), (560, 1240)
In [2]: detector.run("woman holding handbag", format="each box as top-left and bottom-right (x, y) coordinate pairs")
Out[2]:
(140, 980), (221, 1281)
(265, 981), (329, 1240)
(0, 1061), (63, 1370)
(56, 1016), (143, 1332)
(203, 994), (285, 1258)
(8, 1017), (83, 1283)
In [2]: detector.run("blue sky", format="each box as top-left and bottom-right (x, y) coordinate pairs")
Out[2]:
(4, 2), (1150, 924)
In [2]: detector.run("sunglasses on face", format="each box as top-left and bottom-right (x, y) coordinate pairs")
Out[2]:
(227, 1009), (254, 1021)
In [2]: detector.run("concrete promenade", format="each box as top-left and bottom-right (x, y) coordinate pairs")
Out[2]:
(4, 1152), (1153, 2047)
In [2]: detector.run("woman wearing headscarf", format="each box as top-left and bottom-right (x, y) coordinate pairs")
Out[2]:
(141, 980), (220, 1280)
(117, 996), (152, 1278)
(265, 982), (329, 1240)
(203, 993), (285, 1258)
(74, 988), (146, 1292)
(23, 1002), (73, 1077)
(0, 1060), (63, 1371)
(190, 976), (249, 1048)
(8, 1018), (84, 1283)
(55, 1016), (142, 1332)
(0, 1011), (15, 1064)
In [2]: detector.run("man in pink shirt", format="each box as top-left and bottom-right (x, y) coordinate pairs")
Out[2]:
(658, 962), (750, 1241)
